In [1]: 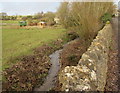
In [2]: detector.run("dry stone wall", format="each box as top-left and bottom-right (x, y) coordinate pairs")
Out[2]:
(59, 24), (112, 91)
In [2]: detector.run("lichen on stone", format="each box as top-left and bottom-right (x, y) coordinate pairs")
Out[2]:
(59, 24), (112, 91)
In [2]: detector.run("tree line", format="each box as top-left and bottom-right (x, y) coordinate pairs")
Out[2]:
(0, 12), (17, 20)
(0, 12), (56, 26)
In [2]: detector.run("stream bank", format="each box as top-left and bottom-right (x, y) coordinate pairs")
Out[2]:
(52, 38), (90, 91)
(34, 50), (62, 91)
(34, 38), (90, 91)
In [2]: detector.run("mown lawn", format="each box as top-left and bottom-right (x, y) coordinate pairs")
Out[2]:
(2, 25), (66, 70)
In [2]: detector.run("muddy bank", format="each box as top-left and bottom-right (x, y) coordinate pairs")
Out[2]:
(60, 39), (90, 68)
(34, 50), (62, 91)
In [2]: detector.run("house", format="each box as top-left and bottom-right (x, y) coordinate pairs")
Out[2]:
(38, 21), (46, 28)
(54, 17), (59, 24)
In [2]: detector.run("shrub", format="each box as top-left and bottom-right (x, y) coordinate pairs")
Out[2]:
(40, 12), (56, 26)
(67, 54), (78, 65)
(47, 21), (56, 26)
(57, 2), (116, 41)
(61, 31), (79, 43)
(101, 13), (112, 23)
(28, 20), (38, 26)
(67, 54), (77, 62)
(22, 16), (27, 21)
(67, 31), (79, 41)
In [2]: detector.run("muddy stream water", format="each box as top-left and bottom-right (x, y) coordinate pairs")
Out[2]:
(34, 49), (62, 91)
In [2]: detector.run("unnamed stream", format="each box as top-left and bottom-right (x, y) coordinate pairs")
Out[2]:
(34, 49), (62, 91)
(34, 39), (77, 92)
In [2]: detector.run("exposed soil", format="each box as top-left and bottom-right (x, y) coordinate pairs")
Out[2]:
(60, 39), (90, 68)
(104, 17), (120, 92)
(105, 50), (119, 91)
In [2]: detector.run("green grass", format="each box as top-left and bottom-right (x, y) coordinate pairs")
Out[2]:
(2, 20), (19, 24)
(2, 25), (66, 70)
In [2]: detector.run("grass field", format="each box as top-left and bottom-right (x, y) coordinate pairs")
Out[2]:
(2, 22), (66, 70)
(2, 20), (19, 24)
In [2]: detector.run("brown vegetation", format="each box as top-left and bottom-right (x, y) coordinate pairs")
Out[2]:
(2, 39), (64, 91)
(60, 39), (90, 68)
(2, 45), (51, 91)
(57, 2), (116, 41)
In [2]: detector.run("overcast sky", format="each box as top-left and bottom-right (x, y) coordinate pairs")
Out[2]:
(0, 2), (60, 16)
(0, 0), (119, 16)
